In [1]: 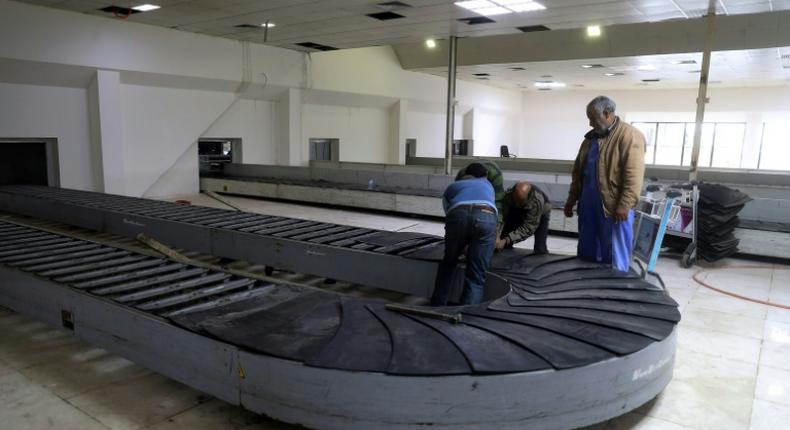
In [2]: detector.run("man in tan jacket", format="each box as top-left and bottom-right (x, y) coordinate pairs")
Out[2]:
(563, 96), (646, 271)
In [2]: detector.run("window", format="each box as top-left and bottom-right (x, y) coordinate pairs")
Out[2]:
(632, 122), (746, 168)
(759, 122), (790, 171)
(309, 138), (339, 161)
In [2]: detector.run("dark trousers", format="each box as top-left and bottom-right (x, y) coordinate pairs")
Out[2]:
(431, 206), (497, 306)
(533, 213), (550, 254)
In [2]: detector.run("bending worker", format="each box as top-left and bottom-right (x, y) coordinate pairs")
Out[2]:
(456, 159), (505, 231)
(431, 163), (497, 306)
(564, 95), (646, 272)
(496, 181), (552, 254)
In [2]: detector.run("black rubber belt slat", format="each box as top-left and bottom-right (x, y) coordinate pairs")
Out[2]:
(398, 241), (445, 261)
(137, 279), (256, 312)
(38, 255), (148, 277)
(178, 211), (232, 223)
(272, 223), (338, 238)
(205, 214), (262, 228)
(510, 278), (659, 295)
(504, 268), (638, 288)
(0, 231), (51, 243)
(367, 304), (471, 376)
(248, 219), (306, 234)
(464, 307), (654, 356)
(161, 207), (217, 219)
(350, 243), (379, 251)
(410, 314), (551, 374)
(0, 243), (100, 264)
(374, 237), (437, 255)
(305, 298), (392, 372)
(115, 272), (232, 303)
(92, 268), (209, 295)
(188, 213), (240, 225)
(308, 228), (373, 244)
(507, 294), (682, 322)
(236, 217), (290, 232)
(359, 231), (436, 247)
(489, 253), (574, 273)
(20, 250), (131, 272)
(170, 285), (305, 333)
(0, 237), (75, 254)
(8, 247), (111, 267)
(254, 221), (319, 236)
(73, 263), (187, 290)
(331, 232), (379, 248)
(163, 285), (277, 318)
(525, 259), (613, 281)
(225, 218), (283, 232)
(288, 225), (356, 241)
(55, 259), (165, 283)
(461, 314), (614, 369)
(199, 291), (340, 360)
(0, 234), (71, 251)
(516, 288), (678, 306)
(489, 298), (674, 340)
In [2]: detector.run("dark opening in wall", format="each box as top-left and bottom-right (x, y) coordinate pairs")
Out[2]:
(0, 140), (57, 186)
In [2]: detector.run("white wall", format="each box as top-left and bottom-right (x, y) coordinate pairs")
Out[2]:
(520, 86), (790, 164)
(203, 99), (277, 165)
(0, 82), (95, 190)
(302, 104), (391, 163)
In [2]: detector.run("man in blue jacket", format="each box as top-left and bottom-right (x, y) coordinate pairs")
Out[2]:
(431, 163), (498, 306)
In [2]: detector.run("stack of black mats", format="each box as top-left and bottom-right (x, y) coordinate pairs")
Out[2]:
(697, 183), (751, 261)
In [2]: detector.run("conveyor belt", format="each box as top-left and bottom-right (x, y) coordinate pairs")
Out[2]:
(0, 185), (449, 298)
(0, 220), (679, 375)
(0, 201), (680, 428)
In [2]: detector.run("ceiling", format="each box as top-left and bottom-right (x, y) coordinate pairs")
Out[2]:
(16, 0), (790, 52)
(412, 47), (790, 90)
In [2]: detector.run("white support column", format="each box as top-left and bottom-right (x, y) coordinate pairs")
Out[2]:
(87, 70), (125, 195)
(276, 88), (303, 166)
(389, 99), (408, 165)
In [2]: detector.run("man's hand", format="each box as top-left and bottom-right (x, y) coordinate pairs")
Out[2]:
(564, 201), (576, 218)
(495, 238), (507, 251)
(614, 207), (629, 222)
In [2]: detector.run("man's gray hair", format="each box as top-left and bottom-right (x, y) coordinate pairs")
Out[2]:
(587, 96), (616, 115)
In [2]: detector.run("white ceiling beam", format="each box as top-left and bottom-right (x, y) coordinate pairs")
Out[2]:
(393, 9), (790, 69)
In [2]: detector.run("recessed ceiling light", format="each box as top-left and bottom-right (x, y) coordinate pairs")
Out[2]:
(425, 38), (437, 48)
(582, 64), (604, 69)
(586, 25), (601, 37)
(534, 81), (565, 88)
(454, 1), (545, 17)
(604, 72), (624, 77)
(260, 22), (275, 28)
(132, 4), (160, 12)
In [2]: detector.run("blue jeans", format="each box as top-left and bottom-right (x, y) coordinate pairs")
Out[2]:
(431, 206), (497, 306)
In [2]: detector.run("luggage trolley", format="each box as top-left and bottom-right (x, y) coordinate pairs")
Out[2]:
(632, 182), (699, 285)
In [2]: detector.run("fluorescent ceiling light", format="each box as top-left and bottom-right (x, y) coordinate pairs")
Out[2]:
(507, 2), (546, 12)
(454, 0), (545, 16)
(534, 81), (565, 88)
(132, 4), (160, 12)
(586, 25), (601, 37)
(425, 38), (437, 48)
(604, 73), (616, 76)
(582, 64), (593, 68)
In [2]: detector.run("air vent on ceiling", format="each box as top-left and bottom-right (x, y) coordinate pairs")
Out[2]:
(296, 42), (339, 51)
(517, 25), (551, 32)
(476, 77), (490, 80)
(98, 6), (141, 16)
(510, 67), (526, 71)
(540, 75), (553, 78)
(583, 64), (606, 68)
(459, 16), (496, 25)
(473, 73), (490, 76)
(234, 24), (260, 29)
(780, 54), (790, 60)
(675, 60), (697, 65)
(367, 11), (405, 20)
(538, 88), (552, 91)
(642, 79), (661, 82)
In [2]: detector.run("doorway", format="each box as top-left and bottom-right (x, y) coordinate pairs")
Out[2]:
(0, 139), (59, 186)
(309, 138), (339, 161)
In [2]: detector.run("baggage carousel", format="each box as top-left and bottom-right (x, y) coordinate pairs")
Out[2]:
(0, 186), (680, 429)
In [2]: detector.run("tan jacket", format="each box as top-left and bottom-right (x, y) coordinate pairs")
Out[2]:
(567, 118), (646, 216)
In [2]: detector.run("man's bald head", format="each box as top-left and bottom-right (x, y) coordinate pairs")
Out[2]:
(513, 181), (532, 207)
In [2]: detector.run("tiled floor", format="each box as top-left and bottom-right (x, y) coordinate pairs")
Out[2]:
(1, 194), (789, 429)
